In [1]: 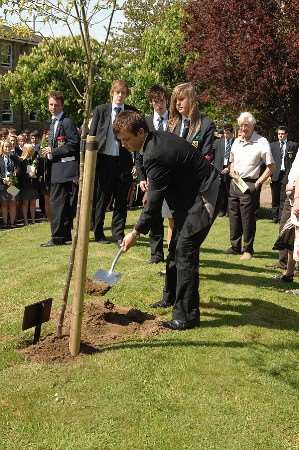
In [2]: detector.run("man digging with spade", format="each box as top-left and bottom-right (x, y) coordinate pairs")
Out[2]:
(113, 111), (223, 331)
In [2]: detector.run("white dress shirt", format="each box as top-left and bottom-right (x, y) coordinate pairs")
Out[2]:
(153, 111), (168, 131)
(103, 103), (124, 157)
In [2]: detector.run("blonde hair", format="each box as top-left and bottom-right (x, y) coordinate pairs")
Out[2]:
(168, 82), (201, 136)
(110, 80), (130, 98)
(20, 143), (34, 160)
(0, 139), (12, 155)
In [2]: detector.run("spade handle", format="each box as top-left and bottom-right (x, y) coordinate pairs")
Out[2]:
(109, 247), (123, 274)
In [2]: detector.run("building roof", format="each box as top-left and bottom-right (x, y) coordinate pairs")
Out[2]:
(0, 24), (42, 45)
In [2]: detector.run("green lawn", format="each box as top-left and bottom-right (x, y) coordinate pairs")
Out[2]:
(0, 210), (298, 450)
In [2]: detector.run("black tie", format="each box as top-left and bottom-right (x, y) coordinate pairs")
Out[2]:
(114, 106), (122, 116)
(181, 118), (190, 139)
(158, 116), (164, 131)
(280, 141), (284, 158)
(224, 139), (232, 160)
(48, 117), (57, 147)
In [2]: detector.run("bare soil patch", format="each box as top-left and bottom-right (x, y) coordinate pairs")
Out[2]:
(20, 299), (166, 363)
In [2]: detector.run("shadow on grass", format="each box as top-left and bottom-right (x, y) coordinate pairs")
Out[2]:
(201, 258), (277, 274)
(201, 296), (299, 331)
(203, 270), (299, 290)
(78, 296), (299, 359)
(201, 247), (277, 261)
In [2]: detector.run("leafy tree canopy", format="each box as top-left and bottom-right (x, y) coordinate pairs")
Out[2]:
(0, 36), (110, 123)
(184, 0), (299, 133)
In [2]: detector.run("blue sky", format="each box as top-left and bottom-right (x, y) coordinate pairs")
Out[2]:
(1, 4), (125, 42)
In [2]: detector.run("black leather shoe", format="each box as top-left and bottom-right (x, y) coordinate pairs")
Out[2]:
(224, 247), (241, 255)
(148, 257), (164, 264)
(95, 235), (110, 244)
(273, 274), (294, 282)
(40, 239), (64, 247)
(150, 299), (172, 308)
(161, 319), (199, 330)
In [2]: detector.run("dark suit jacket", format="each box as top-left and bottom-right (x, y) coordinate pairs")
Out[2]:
(213, 138), (235, 171)
(135, 131), (220, 237)
(50, 113), (80, 184)
(270, 140), (298, 183)
(89, 103), (137, 174)
(168, 115), (215, 161)
(0, 153), (20, 183)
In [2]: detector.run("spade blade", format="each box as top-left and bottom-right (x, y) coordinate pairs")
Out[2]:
(93, 269), (122, 286)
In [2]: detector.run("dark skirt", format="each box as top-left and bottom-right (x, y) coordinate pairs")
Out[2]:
(20, 187), (39, 201)
(273, 218), (295, 251)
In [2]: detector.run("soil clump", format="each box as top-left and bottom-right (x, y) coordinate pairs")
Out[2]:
(20, 299), (166, 363)
(85, 278), (110, 296)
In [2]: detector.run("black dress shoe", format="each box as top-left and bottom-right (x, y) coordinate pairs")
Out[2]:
(150, 299), (172, 308)
(95, 235), (110, 244)
(40, 239), (64, 247)
(224, 247), (241, 255)
(148, 257), (164, 264)
(273, 274), (294, 282)
(161, 319), (199, 330)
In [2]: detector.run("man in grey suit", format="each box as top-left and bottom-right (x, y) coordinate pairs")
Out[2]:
(89, 80), (137, 245)
(270, 126), (298, 223)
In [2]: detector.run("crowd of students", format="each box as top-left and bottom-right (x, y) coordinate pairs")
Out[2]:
(0, 128), (51, 228)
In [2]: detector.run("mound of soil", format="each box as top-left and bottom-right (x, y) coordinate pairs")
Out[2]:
(20, 299), (167, 363)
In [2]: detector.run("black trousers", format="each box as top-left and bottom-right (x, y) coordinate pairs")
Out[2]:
(161, 191), (222, 323)
(93, 154), (132, 241)
(277, 195), (292, 265)
(270, 171), (285, 221)
(149, 211), (164, 260)
(218, 172), (231, 215)
(228, 181), (257, 254)
(50, 181), (78, 243)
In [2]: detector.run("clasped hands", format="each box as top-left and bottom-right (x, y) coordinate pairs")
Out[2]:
(41, 146), (52, 157)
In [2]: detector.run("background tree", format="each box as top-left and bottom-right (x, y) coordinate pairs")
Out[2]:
(184, 0), (299, 137)
(106, 0), (185, 112)
(0, 36), (110, 124)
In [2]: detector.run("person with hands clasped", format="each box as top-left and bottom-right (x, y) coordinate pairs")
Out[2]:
(226, 112), (275, 260)
(40, 90), (80, 247)
(0, 140), (20, 228)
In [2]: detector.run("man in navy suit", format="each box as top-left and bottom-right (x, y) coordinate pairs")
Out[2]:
(89, 80), (137, 245)
(113, 111), (223, 330)
(270, 126), (298, 223)
(40, 91), (80, 247)
(213, 124), (235, 216)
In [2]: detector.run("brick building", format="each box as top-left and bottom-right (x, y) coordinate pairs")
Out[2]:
(0, 25), (44, 133)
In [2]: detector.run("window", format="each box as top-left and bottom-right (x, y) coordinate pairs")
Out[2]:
(0, 43), (12, 67)
(1, 100), (13, 123)
(29, 110), (39, 122)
